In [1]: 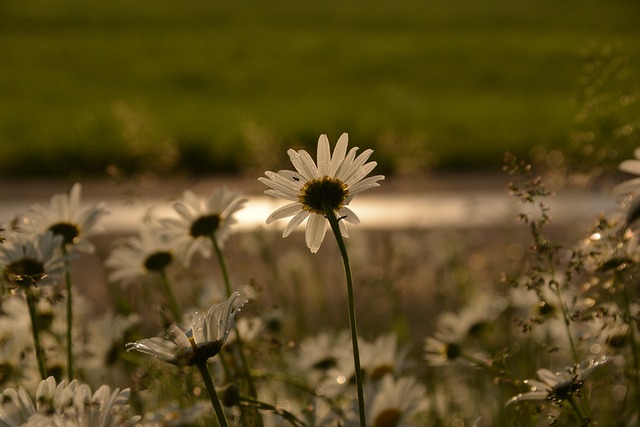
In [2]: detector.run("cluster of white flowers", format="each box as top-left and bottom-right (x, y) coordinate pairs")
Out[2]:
(3, 135), (640, 425)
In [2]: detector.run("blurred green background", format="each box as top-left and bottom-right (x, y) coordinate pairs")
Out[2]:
(1, 0), (639, 178)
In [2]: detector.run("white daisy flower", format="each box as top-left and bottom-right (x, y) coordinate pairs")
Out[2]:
(0, 376), (140, 427)
(104, 226), (177, 285)
(18, 183), (108, 254)
(506, 357), (608, 406)
(0, 231), (65, 290)
(160, 188), (247, 266)
(615, 147), (640, 195)
(367, 375), (429, 427)
(259, 133), (384, 253)
(125, 292), (247, 366)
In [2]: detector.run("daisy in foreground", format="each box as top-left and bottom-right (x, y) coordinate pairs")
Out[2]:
(0, 376), (140, 427)
(259, 133), (384, 253)
(126, 292), (247, 427)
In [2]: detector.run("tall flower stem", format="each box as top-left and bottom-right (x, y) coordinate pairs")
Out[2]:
(26, 290), (48, 380)
(211, 235), (232, 298)
(195, 359), (230, 427)
(61, 245), (74, 380)
(323, 203), (366, 427)
(210, 234), (262, 425)
(159, 270), (182, 322)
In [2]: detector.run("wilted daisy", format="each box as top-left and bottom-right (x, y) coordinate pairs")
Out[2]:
(104, 226), (177, 286)
(0, 376), (140, 427)
(506, 357), (608, 406)
(160, 188), (246, 266)
(125, 292), (247, 366)
(0, 231), (65, 290)
(18, 183), (107, 254)
(259, 133), (384, 253)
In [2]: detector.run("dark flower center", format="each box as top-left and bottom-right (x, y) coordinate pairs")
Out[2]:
(312, 357), (337, 371)
(549, 379), (582, 403)
(299, 177), (348, 215)
(143, 251), (173, 272)
(369, 364), (394, 381)
(373, 408), (402, 427)
(49, 222), (80, 246)
(4, 258), (46, 287)
(189, 214), (221, 238)
(445, 342), (462, 360)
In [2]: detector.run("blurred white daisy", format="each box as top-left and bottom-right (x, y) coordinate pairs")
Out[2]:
(18, 183), (108, 254)
(361, 334), (408, 382)
(0, 376), (140, 426)
(367, 375), (429, 427)
(104, 226), (177, 285)
(160, 188), (246, 266)
(615, 147), (640, 195)
(259, 133), (384, 253)
(125, 292), (247, 366)
(0, 231), (65, 290)
(506, 357), (608, 406)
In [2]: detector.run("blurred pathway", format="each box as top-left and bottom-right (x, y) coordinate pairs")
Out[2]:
(0, 173), (619, 232)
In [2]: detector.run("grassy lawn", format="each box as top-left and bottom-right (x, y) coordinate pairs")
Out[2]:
(1, 0), (639, 177)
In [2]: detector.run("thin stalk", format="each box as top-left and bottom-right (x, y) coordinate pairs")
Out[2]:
(61, 245), (73, 380)
(195, 359), (229, 427)
(159, 269), (182, 322)
(211, 235), (232, 298)
(210, 234), (262, 427)
(551, 283), (580, 364)
(568, 395), (589, 426)
(323, 204), (366, 427)
(26, 290), (47, 380)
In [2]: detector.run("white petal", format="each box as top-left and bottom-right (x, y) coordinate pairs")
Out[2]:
(339, 206), (361, 225)
(266, 203), (304, 223)
(288, 149), (317, 180)
(283, 210), (310, 237)
(317, 134), (331, 176)
(619, 159), (640, 175)
(305, 213), (327, 253)
(330, 133), (349, 177)
(348, 174), (385, 195)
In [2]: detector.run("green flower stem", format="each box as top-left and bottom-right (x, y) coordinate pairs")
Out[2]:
(551, 282), (579, 364)
(323, 204), (367, 427)
(195, 359), (230, 427)
(159, 269), (182, 322)
(210, 234), (262, 426)
(211, 235), (232, 298)
(568, 394), (588, 425)
(61, 245), (74, 380)
(26, 290), (47, 380)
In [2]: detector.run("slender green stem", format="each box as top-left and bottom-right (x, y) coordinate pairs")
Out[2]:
(159, 269), (182, 322)
(61, 245), (74, 380)
(26, 290), (47, 380)
(568, 395), (588, 426)
(551, 282), (579, 364)
(210, 234), (262, 426)
(195, 360), (229, 427)
(211, 235), (232, 298)
(323, 204), (366, 427)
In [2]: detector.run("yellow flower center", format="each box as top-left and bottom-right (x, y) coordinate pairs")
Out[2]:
(299, 177), (348, 215)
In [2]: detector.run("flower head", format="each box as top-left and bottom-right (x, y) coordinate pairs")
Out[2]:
(18, 183), (108, 254)
(0, 376), (139, 427)
(104, 226), (176, 286)
(160, 188), (246, 266)
(0, 231), (65, 290)
(259, 133), (384, 253)
(125, 292), (247, 366)
(506, 357), (608, 406)
(368, 375), (429, 427)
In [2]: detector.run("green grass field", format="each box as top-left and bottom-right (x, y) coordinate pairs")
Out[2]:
(1, 0), (639, 177)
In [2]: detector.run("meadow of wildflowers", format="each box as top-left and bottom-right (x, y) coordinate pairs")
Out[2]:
(2, 134), (640, 426)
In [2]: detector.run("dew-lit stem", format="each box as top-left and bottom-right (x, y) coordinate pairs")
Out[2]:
(160, 269), (182, 322)
(195, 359), (229, 427)
(323, 203), (367, 427)
(211, 235), (232, 298)
(26, 290), (48, 380)
(551, 282), (579, 364)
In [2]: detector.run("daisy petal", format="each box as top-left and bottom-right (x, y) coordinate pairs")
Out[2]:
(306, 213), (327, 253)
